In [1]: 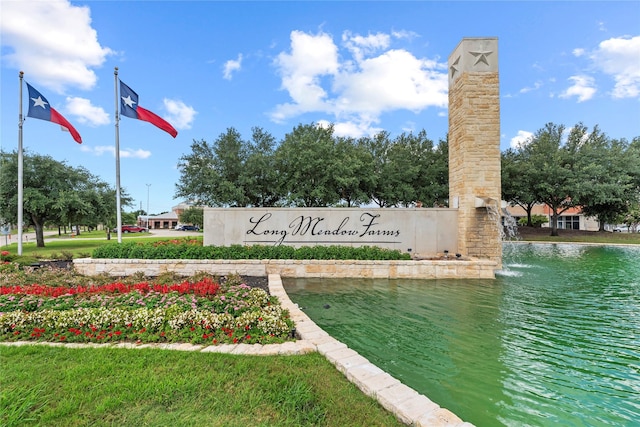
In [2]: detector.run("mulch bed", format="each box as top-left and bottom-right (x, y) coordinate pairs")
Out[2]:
(31, 261), (270, 294)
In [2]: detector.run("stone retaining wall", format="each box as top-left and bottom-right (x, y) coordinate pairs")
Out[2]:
(72, 258), (498, 279)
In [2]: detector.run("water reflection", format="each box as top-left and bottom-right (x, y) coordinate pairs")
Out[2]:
(283, 244), (640, 426)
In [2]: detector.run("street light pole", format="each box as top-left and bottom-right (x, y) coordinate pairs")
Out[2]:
(146, 184), (151, 230)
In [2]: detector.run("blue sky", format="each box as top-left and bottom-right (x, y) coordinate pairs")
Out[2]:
(1, 1), (639, 214)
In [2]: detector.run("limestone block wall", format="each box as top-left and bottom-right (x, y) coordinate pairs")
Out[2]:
(448, 38), (502, 267)
(73, 258), (498, 280)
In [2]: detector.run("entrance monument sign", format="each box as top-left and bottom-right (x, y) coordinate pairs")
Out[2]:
(203, 208), (458, 257)
(202, 37), (502, 270)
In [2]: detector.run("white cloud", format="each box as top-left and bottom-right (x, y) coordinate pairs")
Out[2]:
(519, 81), (543, 94)
(163, 99), (197, 130)
(272, 30), (340, 119)
(223, 54), (243, 80)
(0, 0), (113, 93)
(559, 75), (597, 102)
(343, 31), (391, 61)
(80, 145), (151, 159)
(317, 119), (384, 139)
(65, 97), (109, 126)
(510, 130), (534, 149)
(271, 30), (448, 137)
(590, 35), (640, 99)
(572, 48), (586, 57)
(120, 148), (152, 159)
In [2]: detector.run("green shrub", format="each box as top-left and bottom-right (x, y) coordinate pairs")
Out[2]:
(518, 214), (549, 227)
(92, 241), (411, 261)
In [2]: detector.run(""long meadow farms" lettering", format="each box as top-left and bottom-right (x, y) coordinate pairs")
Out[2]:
(246, 212), (400, 245)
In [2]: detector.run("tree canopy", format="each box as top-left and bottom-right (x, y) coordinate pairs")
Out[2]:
(175, 123), (448, 209)
(501, 122), (640, 235)
(0, 150), (130, 246)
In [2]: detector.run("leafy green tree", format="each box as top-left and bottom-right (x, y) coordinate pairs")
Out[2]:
(501, 147), (538, 226)
(412, 132), (448, 207)
(242, 127), (283, 206)
(275, 123), (340, 207)
(521, 123), (583, 236)
(0, 150), (123, 246)
(333, 136), (374, 207)
(175, 139), (219, 206)
(364, 131), (446, 207)
(577, 132), (636, 230)
(179, 207), (204, 227)
(362, 131), (393, 207)
(175, 128), (247, 207)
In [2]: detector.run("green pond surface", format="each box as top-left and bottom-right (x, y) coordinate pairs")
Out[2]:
(282, 244), (640, 427)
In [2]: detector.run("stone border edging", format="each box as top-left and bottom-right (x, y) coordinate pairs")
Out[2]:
(269, 273), (474, 427)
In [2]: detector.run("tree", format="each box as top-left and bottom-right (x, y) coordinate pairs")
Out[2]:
(577, 132), (635, 230)
(362, 131), (393, 207)
(0, 150), (123, 246)
(501, 147), (538, 226)
(522, 123), (582, 236)
(175, 128), (248, 207)
(275, 123), (340, 207)
(412, 132), (449, 207)
(242, 127), (283, 206)
(179, 207), (204, 227)
(333, 136), (374, 207)
(363, 131), (446, 207)
(175, 139), (220, 206)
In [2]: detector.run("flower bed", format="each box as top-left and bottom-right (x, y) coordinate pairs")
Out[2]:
(0, 268), (294, 346)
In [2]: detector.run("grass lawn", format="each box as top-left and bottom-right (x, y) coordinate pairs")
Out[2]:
(2, 232), (199, 260)
(515, 226), (640, 244)
(1, 345), (404, 427)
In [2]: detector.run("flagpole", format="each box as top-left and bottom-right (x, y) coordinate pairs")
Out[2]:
(17, 71), (24, 255)
(114, 67), (122, 243)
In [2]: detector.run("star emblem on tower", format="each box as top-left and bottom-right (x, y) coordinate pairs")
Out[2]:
(450, 56), (460, 79)
(469, 50), (492, 66)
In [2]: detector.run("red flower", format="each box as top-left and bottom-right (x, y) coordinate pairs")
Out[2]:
(114, 331), (122, 336)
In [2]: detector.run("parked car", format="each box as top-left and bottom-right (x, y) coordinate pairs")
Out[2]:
(175, 225), (200, 231)
(113, 225), (147, 233)
(613, 225), (629, 232)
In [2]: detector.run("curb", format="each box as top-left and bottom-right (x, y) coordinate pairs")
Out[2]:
(268, 274), (473, 427)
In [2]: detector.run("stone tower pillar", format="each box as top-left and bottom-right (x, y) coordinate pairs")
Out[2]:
(448, 38), (502, 267)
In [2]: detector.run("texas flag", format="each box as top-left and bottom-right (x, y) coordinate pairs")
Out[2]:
(26, 83), (82, 144)
(119, 81), (178, 138)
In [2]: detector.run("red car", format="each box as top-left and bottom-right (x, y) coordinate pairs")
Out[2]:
(113, 225), (147, 233)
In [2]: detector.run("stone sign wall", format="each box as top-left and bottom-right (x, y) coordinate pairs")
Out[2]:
(203, 208), (458, 257)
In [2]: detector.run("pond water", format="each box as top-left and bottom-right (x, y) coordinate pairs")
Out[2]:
(282, 244), (640, 427)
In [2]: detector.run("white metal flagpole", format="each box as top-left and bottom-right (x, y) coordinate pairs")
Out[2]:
(114, 67), (122, 243)
(17, 71), (24, 255)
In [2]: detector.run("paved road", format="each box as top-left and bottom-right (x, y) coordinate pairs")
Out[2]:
(0, 228), (201, 248)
